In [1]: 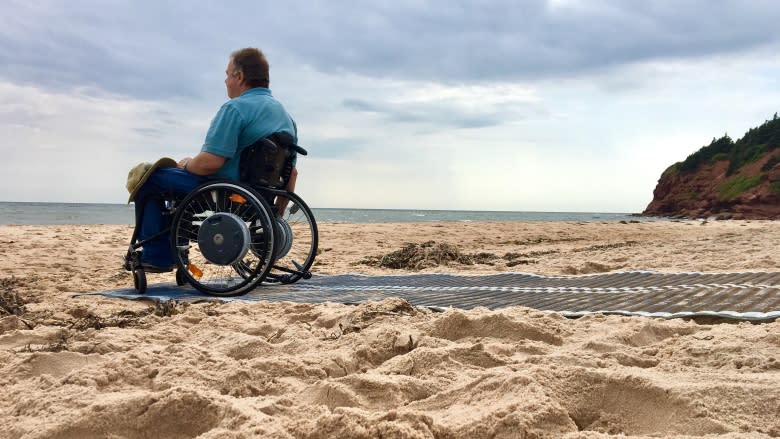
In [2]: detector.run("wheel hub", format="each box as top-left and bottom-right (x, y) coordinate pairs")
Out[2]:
(197, 213), (250, 265)
(275, 218), (293, 259)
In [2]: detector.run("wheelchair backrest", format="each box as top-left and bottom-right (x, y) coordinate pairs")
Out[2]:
(238, 132), (307, 189)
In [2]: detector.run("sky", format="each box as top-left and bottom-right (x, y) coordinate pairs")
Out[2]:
(2, 0), (780, 213)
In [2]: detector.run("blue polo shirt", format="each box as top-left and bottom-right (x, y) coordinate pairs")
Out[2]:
(202, 87), (297, 180)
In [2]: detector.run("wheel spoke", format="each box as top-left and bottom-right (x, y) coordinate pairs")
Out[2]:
(171, 183), (275, 295)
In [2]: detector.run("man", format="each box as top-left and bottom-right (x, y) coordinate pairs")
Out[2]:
(132, 48), (298, 271)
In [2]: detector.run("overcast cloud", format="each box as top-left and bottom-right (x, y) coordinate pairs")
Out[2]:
(2, 0), (780, 211)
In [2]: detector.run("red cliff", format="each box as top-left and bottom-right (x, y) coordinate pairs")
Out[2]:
(643, 116), (780, 219)
(644, 155), (780, 219)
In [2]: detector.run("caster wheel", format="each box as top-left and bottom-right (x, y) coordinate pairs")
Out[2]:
(175, 268), (187, 286)
(133, 268), (147, 294)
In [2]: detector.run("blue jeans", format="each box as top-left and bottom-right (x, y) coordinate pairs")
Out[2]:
(134, 167), (206, 267)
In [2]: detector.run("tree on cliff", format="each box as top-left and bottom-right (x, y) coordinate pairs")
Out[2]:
(676, 116), (780, 175)
(678, 135), (734, 173)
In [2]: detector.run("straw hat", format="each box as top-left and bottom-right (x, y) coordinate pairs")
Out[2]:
(125, 157), (178, 203)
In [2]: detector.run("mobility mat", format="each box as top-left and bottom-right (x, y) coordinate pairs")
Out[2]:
(87, 271), (780, 321)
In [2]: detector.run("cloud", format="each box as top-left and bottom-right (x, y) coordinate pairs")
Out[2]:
(264, 0), (780, 83)
(344, 97), (514, 129)
(0, 0), (225, 99)
(340, 81), (545, 130)
(0, 81), (212, 203)
(4, 0), (780, 102)
(349, 98), (464, 127)
(302, 137), (364, 159)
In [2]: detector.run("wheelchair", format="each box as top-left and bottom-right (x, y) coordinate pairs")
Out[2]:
(123, 133), (318, 297)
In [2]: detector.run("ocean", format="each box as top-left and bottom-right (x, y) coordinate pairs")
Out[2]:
(0, 202), (651, 225)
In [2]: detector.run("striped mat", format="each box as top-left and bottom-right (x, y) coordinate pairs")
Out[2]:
(90, 271), (780, 321)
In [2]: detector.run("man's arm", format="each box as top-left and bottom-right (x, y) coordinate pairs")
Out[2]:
(177, 152), (226, 176)
(274, 166), (298, 216)
(285, 166), (298, 193)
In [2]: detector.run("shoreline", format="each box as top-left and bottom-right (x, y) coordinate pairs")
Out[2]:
(0, 201), (653, 225)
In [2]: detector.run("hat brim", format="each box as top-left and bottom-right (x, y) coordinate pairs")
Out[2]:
(126, 157), (178, 203)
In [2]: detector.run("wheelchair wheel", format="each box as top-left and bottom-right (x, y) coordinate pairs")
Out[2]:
(261, 191), (318, 284)
(133, 268), (147, 294)
(175, 267), (187, 286)
(170, 182), (276, 296)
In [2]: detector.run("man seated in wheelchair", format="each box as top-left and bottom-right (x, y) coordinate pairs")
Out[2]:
(126, 47), (300, 272)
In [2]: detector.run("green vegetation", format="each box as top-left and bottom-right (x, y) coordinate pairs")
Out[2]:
(761, 154), (780, 172)
(718, 175), (764, 201)
(770, 181), (780, 195)
(675, 114), (780, 175)
(709, 152), (729, 164)
(679, 134), (735, 173)
(661, 162), (681, 178)
(728, 143), (768, 175)
(685, 190), (701, 200)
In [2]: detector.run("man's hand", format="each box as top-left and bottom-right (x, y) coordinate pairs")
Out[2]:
(177, 157), (193, 169)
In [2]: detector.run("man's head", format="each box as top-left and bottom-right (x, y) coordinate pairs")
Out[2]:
(225, 48), (270, 98)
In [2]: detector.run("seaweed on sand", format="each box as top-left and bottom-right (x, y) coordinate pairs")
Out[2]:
(360, 241), (498, 270)
(0, 277), (25, 316)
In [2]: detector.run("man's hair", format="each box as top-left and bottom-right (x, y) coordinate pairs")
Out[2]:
(231, 48), (270, 88)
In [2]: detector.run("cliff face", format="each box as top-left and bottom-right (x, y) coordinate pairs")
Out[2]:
(643, 153), (780, 219)
(643, 116), (780, 219)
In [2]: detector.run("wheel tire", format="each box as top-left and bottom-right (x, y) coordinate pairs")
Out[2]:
(133, 269), (147, 294)
(170, 181), (276, 296)
(175, 268), (187, 286)
(260, 190), (318, 284)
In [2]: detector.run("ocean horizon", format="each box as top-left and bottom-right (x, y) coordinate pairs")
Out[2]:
(0, 201), (654, 225)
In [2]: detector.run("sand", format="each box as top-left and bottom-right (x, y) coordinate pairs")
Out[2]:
(1, 220), (780, 438)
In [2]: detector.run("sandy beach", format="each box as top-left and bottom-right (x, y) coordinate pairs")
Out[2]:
(2, 220), (780, 438)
